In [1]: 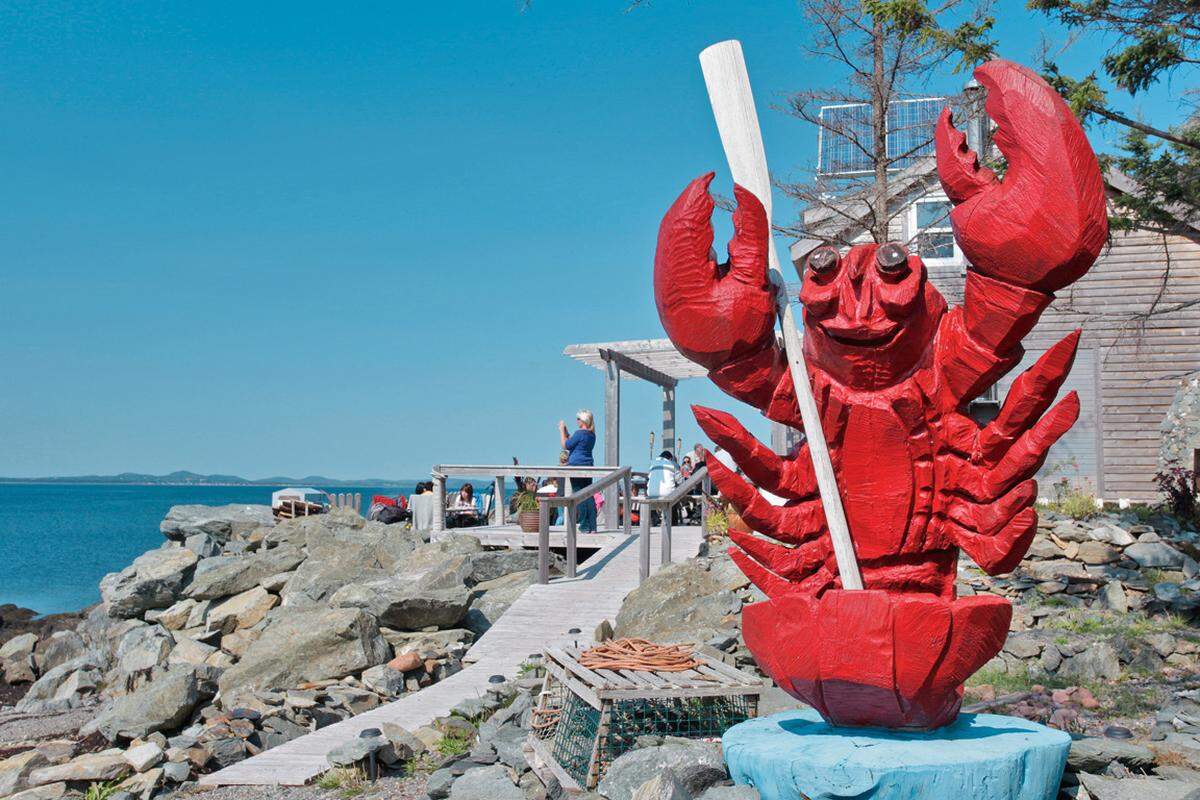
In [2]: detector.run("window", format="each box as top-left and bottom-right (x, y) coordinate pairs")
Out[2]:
(910, 198), (961, 266)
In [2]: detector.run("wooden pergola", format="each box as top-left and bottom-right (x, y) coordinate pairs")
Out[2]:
(564, 337), (798, 527)
(563, 339), (707, 470)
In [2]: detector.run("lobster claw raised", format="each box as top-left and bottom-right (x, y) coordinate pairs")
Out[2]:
(936, 60), (1108, 294)
(653, 173), (778, 371)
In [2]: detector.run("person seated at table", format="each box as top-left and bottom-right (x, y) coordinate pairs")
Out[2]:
(451, 483), (477, 511)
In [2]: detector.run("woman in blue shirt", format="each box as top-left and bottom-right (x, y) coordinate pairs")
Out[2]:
(558, 409), (597, 533)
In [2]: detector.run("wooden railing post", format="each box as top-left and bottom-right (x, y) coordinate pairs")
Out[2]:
(432, 472), (446, 533)
(622, 471), (632, 537)
(661, 510), (672, 566)
(537, 500), (551, 584)
(639, 508), (652, 583)
(494, 476), (506, 526)
(565, 503), (578, 579)
(701, 474), (711, 534)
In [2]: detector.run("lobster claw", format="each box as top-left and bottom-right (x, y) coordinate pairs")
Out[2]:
(936, 60), (1108, 294)
(654, 174), (777, 371)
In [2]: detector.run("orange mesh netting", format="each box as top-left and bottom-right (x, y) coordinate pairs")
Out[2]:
(578, 638), (700, 672)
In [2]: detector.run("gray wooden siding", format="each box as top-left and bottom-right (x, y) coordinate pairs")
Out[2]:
(986, 347), (1102, 496)
(927, 221), (1200, 501)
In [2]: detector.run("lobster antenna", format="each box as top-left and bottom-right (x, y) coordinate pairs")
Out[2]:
(698, 39), (863, 591)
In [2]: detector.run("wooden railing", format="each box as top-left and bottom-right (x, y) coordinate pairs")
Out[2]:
(636, 465), (710, 583)
(536, 466), (632, 582)
(430, 464), (633, 584)
(329, 492), (363, 514)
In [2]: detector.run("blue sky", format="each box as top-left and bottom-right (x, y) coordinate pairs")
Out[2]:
(0, 1), (1187, 480)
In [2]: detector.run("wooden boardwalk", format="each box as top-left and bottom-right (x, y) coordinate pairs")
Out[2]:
(200, 526), (703, 786)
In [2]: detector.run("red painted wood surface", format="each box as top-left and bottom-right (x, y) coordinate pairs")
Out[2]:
(653, 60), (1108, 729)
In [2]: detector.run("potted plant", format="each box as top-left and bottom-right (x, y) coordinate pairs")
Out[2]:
(515, 490), (541, 533)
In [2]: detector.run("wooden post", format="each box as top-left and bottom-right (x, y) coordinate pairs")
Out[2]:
(622, 472), (632, 537)
(354, 493), (362, 515)
(566, 506), (577, 579)
(661, 509), (672, 566)
(701, 473), (711, 534)
(639, 508), (652, 583)
(700, 40), (863, 590)
(662, 386), (676, 458)
(603, 357), (621, 531)
(494, 476), (506, 526)
(432, 474), (446, 533)
(538, 500), (551, 584)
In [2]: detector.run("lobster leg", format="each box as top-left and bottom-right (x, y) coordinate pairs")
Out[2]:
(730, 529), (832, 581)
(977, 330), (1080, 463)
(693, 404), (816, 500)
(707, 456), (827, 545)
(980, 392), (1079, 500)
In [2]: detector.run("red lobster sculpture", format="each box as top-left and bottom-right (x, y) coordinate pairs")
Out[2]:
(654, 61), (1108, 729)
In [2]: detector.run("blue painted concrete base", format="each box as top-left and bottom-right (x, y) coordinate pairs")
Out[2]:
(723, 709), (1070, 800)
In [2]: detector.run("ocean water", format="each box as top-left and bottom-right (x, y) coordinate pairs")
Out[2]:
(0, 483), (418, 615)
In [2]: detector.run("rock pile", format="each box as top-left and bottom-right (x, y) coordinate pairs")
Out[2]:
(328, 667), (763, 800)
(0, 504), (554, 798)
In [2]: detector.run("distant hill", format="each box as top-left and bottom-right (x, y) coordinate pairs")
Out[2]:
(0, 470), (411, 487)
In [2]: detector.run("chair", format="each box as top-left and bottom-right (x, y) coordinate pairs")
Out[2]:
(409, 493), (436, 531)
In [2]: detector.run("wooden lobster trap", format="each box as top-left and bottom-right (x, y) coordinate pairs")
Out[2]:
(525, 644), (769, 791)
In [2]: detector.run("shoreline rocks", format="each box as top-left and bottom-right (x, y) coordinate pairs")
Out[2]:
(0, 503), (560, 794)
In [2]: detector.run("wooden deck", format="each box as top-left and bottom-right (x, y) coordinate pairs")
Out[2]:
(431, 525), (625, 551)
(200, 525), (704, 786)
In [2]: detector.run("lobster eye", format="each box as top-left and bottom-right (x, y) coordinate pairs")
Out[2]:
(876, 243), (908, 274)
(806, 246), (839, 276)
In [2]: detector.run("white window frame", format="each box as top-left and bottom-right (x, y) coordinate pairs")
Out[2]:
(909, 197), (963, 268)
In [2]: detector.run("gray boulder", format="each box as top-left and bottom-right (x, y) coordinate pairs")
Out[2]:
(449, 764), (523, 800)
(331, 581), (470, 630)
(27, 751), (130, 785)
(100, 546), (199, 618)
(1078, 773), (1200, 800)
(632, 771), (690, 800)
(34, 630), (86, 675)
(184, 533), (222, 558)
(160, 504), (274, 543)
(185, 545), (304, 600)
(361, 664), (406, 697)
(394, 539), (480, 590)
(468, 550), (544, 583)
(698, 787), (760, 800)
(217, 607), (389, 697)
(326, 734), (388, 767)
(0, 750), (48, 797)
(1061, 642), (1122, 682)
(1068, 737), (1156, 773)
(427, 768), (456, 800)
(616, 558), (741, 645)
(89, 665), (214, 741)
(15, 656), (101, 712)
(115, 624), (173, 674)
(280, 543), (387, 606)
(1126, 541), (1187, 568)
(466, 570), (537, 635)
(1, 632), (38, 683)
(598, 741), (727, 800)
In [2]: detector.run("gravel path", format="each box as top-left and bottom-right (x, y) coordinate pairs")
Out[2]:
(174, 775), (427, 800)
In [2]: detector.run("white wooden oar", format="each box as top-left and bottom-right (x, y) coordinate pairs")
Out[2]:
(699, 39), (863, 590)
